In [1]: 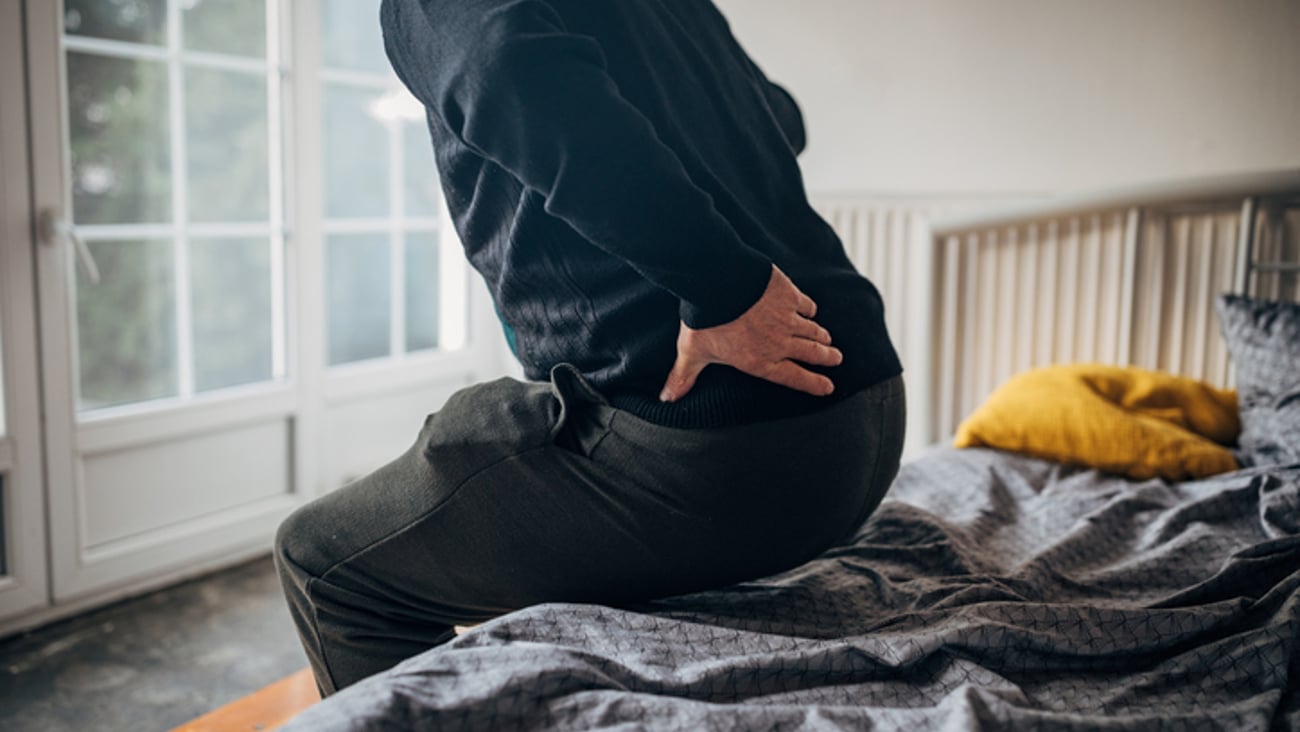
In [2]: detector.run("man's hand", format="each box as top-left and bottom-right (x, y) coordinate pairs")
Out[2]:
(659, 265), (842, 402)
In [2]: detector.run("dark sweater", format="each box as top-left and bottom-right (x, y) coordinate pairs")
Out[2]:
(380, 0), (901, 428)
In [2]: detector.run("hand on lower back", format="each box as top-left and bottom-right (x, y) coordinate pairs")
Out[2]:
(659, 265), (842, 402)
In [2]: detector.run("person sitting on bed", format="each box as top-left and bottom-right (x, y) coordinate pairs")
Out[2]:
(274, 0), (906, 696)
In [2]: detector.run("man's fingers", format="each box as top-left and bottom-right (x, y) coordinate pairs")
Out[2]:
(792, 315), (833, 345)
(762, 360), (835, 397)
(660, 353), (705, 403)
(795, 290), (817, 319)
(789, 338), (843, 367)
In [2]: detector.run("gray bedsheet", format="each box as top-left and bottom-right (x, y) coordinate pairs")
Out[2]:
(283, 447), (1300, 730)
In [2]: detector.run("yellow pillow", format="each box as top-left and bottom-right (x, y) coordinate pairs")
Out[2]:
(954, 364), (1240, 480)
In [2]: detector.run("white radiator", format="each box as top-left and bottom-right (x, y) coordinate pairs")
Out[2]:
(813, 195), (1020, 453)
(814, 172), (1300, 452)
(811, 200), (927, 372)
(930, 206), (1246, 441)
(1251, 205), (1300, 303)
(927, 188), (1300, 445)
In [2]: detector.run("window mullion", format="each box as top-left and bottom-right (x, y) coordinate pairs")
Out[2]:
(168, 0), (195, 400)
(389, 116), (405, 359)
(62, 35), (171, 62)
(268, 0), (287, 381)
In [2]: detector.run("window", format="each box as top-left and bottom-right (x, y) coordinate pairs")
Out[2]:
(319, 0), (446, 367)
(60, 0), (458, 413)
(63, 0), (284, 411)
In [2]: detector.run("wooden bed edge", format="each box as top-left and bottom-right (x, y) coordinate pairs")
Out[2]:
(168, 667), (319, 732)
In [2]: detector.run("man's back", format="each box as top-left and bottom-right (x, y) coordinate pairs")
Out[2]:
(382, 0), (900, 426)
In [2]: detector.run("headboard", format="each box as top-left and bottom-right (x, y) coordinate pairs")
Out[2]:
(915, 169), (1300, 448)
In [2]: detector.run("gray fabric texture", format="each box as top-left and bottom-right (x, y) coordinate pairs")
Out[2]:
(282, 447), (1300, 731)
(1217, 294), (1300, 467)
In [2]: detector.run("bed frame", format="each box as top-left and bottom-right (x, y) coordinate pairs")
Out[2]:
(911, 168), (1300, 449)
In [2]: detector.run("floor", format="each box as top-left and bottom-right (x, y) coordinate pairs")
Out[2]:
(0, 556), (310, 731)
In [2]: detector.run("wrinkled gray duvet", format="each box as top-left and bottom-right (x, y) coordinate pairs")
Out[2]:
(284, 447), (1300, 730)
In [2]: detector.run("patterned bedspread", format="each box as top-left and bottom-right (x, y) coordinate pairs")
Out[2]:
(283, 447), (1300, 730)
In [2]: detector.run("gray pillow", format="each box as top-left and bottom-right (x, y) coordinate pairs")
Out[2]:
(1216, 294), (1300, 467)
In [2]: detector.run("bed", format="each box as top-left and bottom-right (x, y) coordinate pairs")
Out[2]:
(283, 172), (1300, 731)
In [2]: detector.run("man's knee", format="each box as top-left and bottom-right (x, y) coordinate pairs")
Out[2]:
(274, 498), (339, 583)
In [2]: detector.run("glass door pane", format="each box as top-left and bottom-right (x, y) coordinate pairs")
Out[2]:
(75, 238), (178, 409)
(320, 0), (446, 368)
(320, 0), (389, 74)
(64, 0), (168, 46)
(184, 67), (270, 223)
(404, 231), (441, 353)
(182, 0), (266, 58)
(190, 237), (274, 391)
(66, 51), (171, 226)
(64, 0), (284, 413)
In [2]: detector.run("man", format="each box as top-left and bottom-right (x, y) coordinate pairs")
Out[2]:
(276, 0), (905, 696)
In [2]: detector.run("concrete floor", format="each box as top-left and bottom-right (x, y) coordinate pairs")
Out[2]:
(0, 556), (309, 731)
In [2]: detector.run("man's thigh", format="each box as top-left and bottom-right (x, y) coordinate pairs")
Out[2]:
(279, 369), (694, 624)
(277, 375), (561, 573)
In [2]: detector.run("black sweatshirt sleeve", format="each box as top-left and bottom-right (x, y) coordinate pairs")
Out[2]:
(762, 81), (806, 155)
(382, 0), (773, 329)
(704, 0), (806, 155)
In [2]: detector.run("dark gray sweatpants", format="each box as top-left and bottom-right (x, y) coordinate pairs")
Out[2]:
(274, 365), (905, 695)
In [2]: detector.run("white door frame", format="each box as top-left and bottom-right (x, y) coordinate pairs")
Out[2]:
(0, 0), (51, 624)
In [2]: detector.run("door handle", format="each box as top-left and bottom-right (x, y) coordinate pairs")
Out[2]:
(39, 207), (100, 285)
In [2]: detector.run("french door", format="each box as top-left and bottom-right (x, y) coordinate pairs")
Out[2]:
(13, 0), (501, 620)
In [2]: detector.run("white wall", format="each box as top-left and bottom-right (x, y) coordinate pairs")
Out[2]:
(715, 0), (1300, 195)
